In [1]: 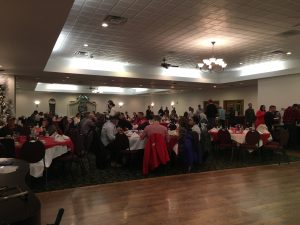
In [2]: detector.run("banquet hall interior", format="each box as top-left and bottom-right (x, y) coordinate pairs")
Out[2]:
(1, 0), (300, 224)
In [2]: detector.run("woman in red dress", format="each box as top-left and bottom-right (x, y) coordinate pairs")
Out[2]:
(255, 105), (266, 128)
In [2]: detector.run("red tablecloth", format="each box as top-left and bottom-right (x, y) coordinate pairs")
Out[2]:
(15, 136), (74, 158)
(160, 122), (169, 128)
(167, 135), (178, 152)
(208, 129), (270, 145)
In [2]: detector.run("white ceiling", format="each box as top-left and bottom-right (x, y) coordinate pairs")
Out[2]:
(1, 0), (300, 93)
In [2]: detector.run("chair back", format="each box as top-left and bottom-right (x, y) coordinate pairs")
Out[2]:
(115, 133), (129, 151)
(143, 133), (170, 175)
(218, 129), (232, 144)
(245, 130), (260, 145)
(279, 129), (289, 147)
(20, 140), (45, 163)
(0, 138), (16, 158)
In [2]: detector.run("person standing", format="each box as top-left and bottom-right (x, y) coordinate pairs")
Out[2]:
(205, 99), (218, 129)
(218, 105), (226, 128)
(107, 100), (117, 117)
(158, 106), (164, 117)
(245, 103), (256, 127)
(283, 104), (300, 148)
(264, 105), (276, 133)
(146, 105), (153, 120)
(255, 105), (266, 128)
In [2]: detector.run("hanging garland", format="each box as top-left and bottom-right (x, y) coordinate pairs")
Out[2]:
(0, 82), (14, 121)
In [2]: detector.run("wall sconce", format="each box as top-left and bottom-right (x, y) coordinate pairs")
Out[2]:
(171, 101), (175, 106)
(118, 102), (124, 108)
(34, 100), (40, 109)
(151, 102), (155, 107)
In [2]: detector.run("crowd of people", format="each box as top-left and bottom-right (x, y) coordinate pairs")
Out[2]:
(0, 99), (299, 171)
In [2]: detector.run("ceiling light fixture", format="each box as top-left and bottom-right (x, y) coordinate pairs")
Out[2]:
(83, 44), (88, 47)
(286, 51), (292, 55)
(197, 41), (227, 72)
(102, 22), (108, 27)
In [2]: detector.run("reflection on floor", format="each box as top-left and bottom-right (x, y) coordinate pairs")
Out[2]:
(38, 161), (300, 225)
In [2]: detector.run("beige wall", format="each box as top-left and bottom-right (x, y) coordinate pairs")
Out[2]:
(146, 85), (258, 115)
(258, 73), (300, 110)
(16, 85), (257, 117)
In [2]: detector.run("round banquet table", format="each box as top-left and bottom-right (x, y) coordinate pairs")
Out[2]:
(208, 128), (271, 146)
(14, 136), (74, 178)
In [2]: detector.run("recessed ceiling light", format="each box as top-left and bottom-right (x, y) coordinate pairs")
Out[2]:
(139, 84), (143, 87)
(213, 85), (217, 88)
(0, 65), (2, 68)
(286, 51), (292, 55)
(239, 62), (243, 65)
(66, 76), (70, 79)
(62, 80), (65, 82)
(83, 44), (88, 47)
(102, 22), (108, 27)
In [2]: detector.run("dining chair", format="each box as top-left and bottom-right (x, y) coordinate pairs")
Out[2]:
(263, 128), (289, 164)
(0, 138), (16, 158)
(143, 133), (170, 175)
(217, 129), (236, 161)
(19, 140), (47, 185)
(240, 130), (261, 162)
(47, 208), (64, 225)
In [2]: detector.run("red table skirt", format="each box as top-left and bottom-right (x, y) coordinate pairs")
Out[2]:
(167, 135), (178, 152)
(15, 136), (74, 158)
(208, 130), (270, 144)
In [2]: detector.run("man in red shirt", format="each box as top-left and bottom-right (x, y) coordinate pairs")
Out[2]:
(283, 104), (300, 148)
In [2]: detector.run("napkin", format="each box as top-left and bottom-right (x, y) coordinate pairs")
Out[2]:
(131, 132), (140, 138)
(54, 134), (67, 142)
(210, 128), (219, 132)
(256, 124), (268, 134)
(168, 130), (178, 136)
(125, 131), (133, 136)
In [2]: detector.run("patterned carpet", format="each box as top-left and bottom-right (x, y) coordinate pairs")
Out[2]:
(29, 148), (300, 193)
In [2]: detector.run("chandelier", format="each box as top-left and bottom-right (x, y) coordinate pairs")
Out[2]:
(197, 41), (227, 72)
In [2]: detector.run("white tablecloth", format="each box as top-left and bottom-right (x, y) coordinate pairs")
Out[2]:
(125, 130), (179, 151)
(29, 145), (68, 178)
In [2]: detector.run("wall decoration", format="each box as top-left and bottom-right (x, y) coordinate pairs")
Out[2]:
(68, 94), (96, 116)
(0, 76), (14, 122)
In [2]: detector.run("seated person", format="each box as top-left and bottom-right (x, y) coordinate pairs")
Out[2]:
(42, 117), (57, 136)
(101, 115), (123, 167)
(140, 115), (168, 140)
(0, 117), (25, 137)
(168, 119), (177, 131)
(136, 112), (149, 130)
(117, 112), (133, 130)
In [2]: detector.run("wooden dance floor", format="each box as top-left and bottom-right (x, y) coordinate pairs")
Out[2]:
(38, 163), (300, 225)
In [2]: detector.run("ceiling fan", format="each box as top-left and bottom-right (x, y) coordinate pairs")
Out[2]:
(160, 58), (179, 69)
